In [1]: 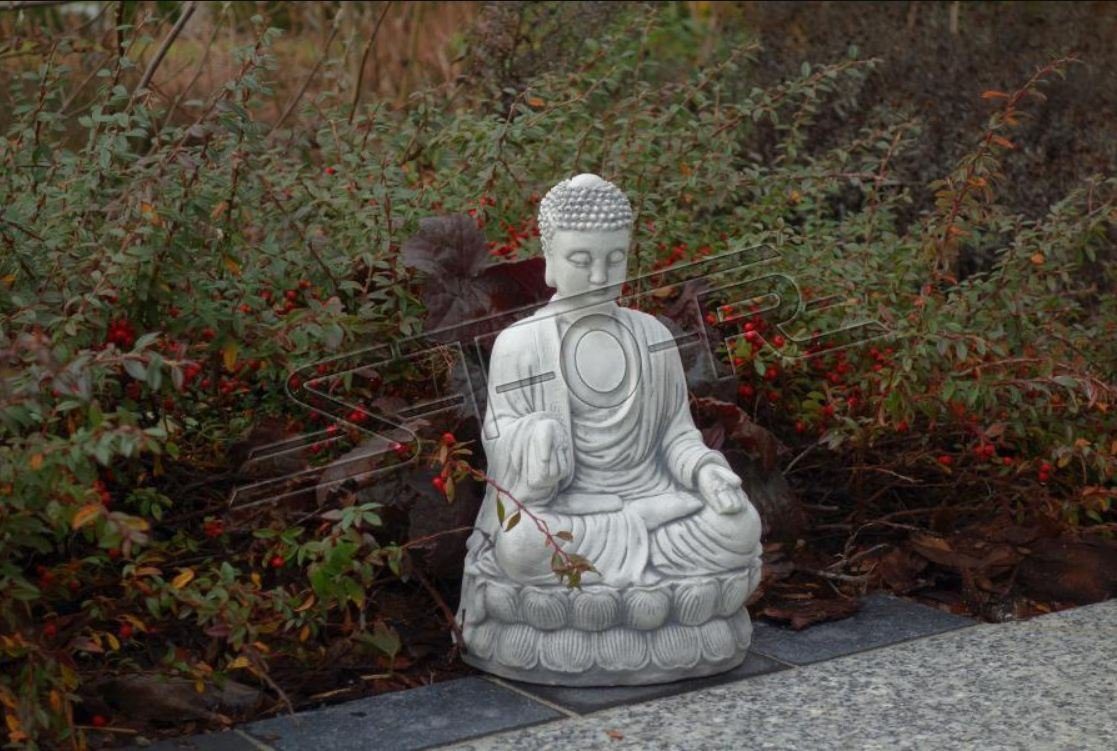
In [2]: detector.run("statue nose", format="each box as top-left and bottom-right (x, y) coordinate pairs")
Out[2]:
(589, 261), (609, 285)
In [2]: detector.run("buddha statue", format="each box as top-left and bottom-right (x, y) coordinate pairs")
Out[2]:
(457, 174), (763, 685)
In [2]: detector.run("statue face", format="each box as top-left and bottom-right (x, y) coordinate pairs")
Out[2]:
(546, 228), (631, 302)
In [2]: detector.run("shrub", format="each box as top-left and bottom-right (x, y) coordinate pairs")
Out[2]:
(0, 5), (1113, 747)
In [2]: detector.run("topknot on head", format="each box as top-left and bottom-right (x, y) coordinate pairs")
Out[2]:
(538, 174), (633, 253)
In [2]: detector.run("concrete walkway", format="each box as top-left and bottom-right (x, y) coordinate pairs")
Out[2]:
(441, 599), (1117, 751)
(130, 596), (1115, 750)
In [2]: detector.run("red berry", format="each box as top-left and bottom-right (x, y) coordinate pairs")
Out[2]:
(821, 404), (836, 418)
(772, 335), (786, 349)
(764, 365), (779, 382)
(43, 623), (57, 638)
(441, 432), (456, 445)
(794, 420), (807, 433)
(299, 279), (312, 290)
(91, 715), (107, 728)
(324, 166), (337, 176)
(705, 313), (717, 326)
(766, 390), (780, 403)
(432, 476), (446, 493)
(937, 455), (953, 467)
(285, 289), (298, 302)
(270, 555), (285, 569)
(1040, 462), (1053, 473)
(391, 441), (410, 458)
(200, 327), (216, 341)
(896, 420), (909, 433)
(738, 384), (755, 399)
(261, 289), (273, 302)
(118, 623), (133, 639)
(107, 548), (121, 560)
(1003, 456), (1013, 465)
(238, 304), (251, 314)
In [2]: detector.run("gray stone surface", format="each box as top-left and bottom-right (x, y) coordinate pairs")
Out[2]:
(239, 677), (561, 751)
(438, 599), (1117, 750)
(503, 651), (786, 714)
(124, 730), (263, 750)
(750, 593), (974, 665)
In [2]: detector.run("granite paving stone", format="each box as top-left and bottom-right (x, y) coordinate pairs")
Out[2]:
(438, 599), (1117, 751)
(750, 593), (975, 665)
(502, 651), (787, 715)
(237, 677), (562, 751)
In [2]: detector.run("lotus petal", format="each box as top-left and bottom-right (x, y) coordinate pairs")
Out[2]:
(460, 577), (487, 625)
(623, 587), (671, 630)
(674, 579), (719, 625)
(651, 624), (702, 669)
(718, 571), (753, 617)
(699, 619), (736, 662)
(468, 620), (498, 661)
(595, 628), (649, 672)
(729, 610), (753, 650)
(495, 623), (539, 669)
(572, 590), (620, 631)
(522, 587), (569, 631)
(484, 579), (521, 623)
(540, 629), (593, 673)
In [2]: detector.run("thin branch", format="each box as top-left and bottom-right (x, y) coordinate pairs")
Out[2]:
(271, 20), (341, 135)
(411, 565), (463, 649)
(135, 1), (197, 96)
(349, 1), (392, 126)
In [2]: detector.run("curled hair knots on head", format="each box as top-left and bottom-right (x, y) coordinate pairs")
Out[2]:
(538, 174), (634, 254)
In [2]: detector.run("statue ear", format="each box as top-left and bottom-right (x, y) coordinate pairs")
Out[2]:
(543, 251), (555, 288)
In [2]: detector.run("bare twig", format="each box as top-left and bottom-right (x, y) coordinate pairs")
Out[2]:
(410, 565), (463, 649)
(349, 1), (392, 125)
(135, 1), (197, 96)
(271, 19), (341, 135)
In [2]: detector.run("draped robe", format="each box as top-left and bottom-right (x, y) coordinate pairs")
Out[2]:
(466, 297), (760, 588)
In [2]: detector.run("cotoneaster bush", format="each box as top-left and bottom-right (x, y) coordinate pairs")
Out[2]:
(0, 7), (1113, 748)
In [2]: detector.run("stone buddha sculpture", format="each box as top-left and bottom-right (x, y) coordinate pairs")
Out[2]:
(457, 174), (763, 685)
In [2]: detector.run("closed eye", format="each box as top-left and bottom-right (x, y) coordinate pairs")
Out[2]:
(566, 251), (592, 268)
(607, 249), (626, 265)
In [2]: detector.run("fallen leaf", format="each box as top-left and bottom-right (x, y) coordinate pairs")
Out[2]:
(606, 729), (625, 741)
(761, 597), (860, 630)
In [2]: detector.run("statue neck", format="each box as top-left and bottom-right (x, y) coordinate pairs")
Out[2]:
(544, 292), (618, 323)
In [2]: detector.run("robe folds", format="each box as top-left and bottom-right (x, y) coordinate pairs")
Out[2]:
(466, 297), (761, 588)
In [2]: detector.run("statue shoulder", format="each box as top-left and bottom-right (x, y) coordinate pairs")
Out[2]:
(618, 305), (675, 340)
(489, 315), (543, 360)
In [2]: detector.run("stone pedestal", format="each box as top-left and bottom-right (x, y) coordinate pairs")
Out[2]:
(459, 558), (761, 685)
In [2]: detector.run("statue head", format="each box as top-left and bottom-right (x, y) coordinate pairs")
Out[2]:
(538, 174), (634, 302)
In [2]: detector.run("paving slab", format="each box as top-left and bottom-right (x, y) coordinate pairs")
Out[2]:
(438, 598), (1117, 750)
(500, 651), (787, 715)
(129, 730), (264, 750)
(750, 593), (975, 665)
(237, 677), (562, 751)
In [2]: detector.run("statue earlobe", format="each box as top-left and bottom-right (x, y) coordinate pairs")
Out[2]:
(543, 252), (555, 288)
